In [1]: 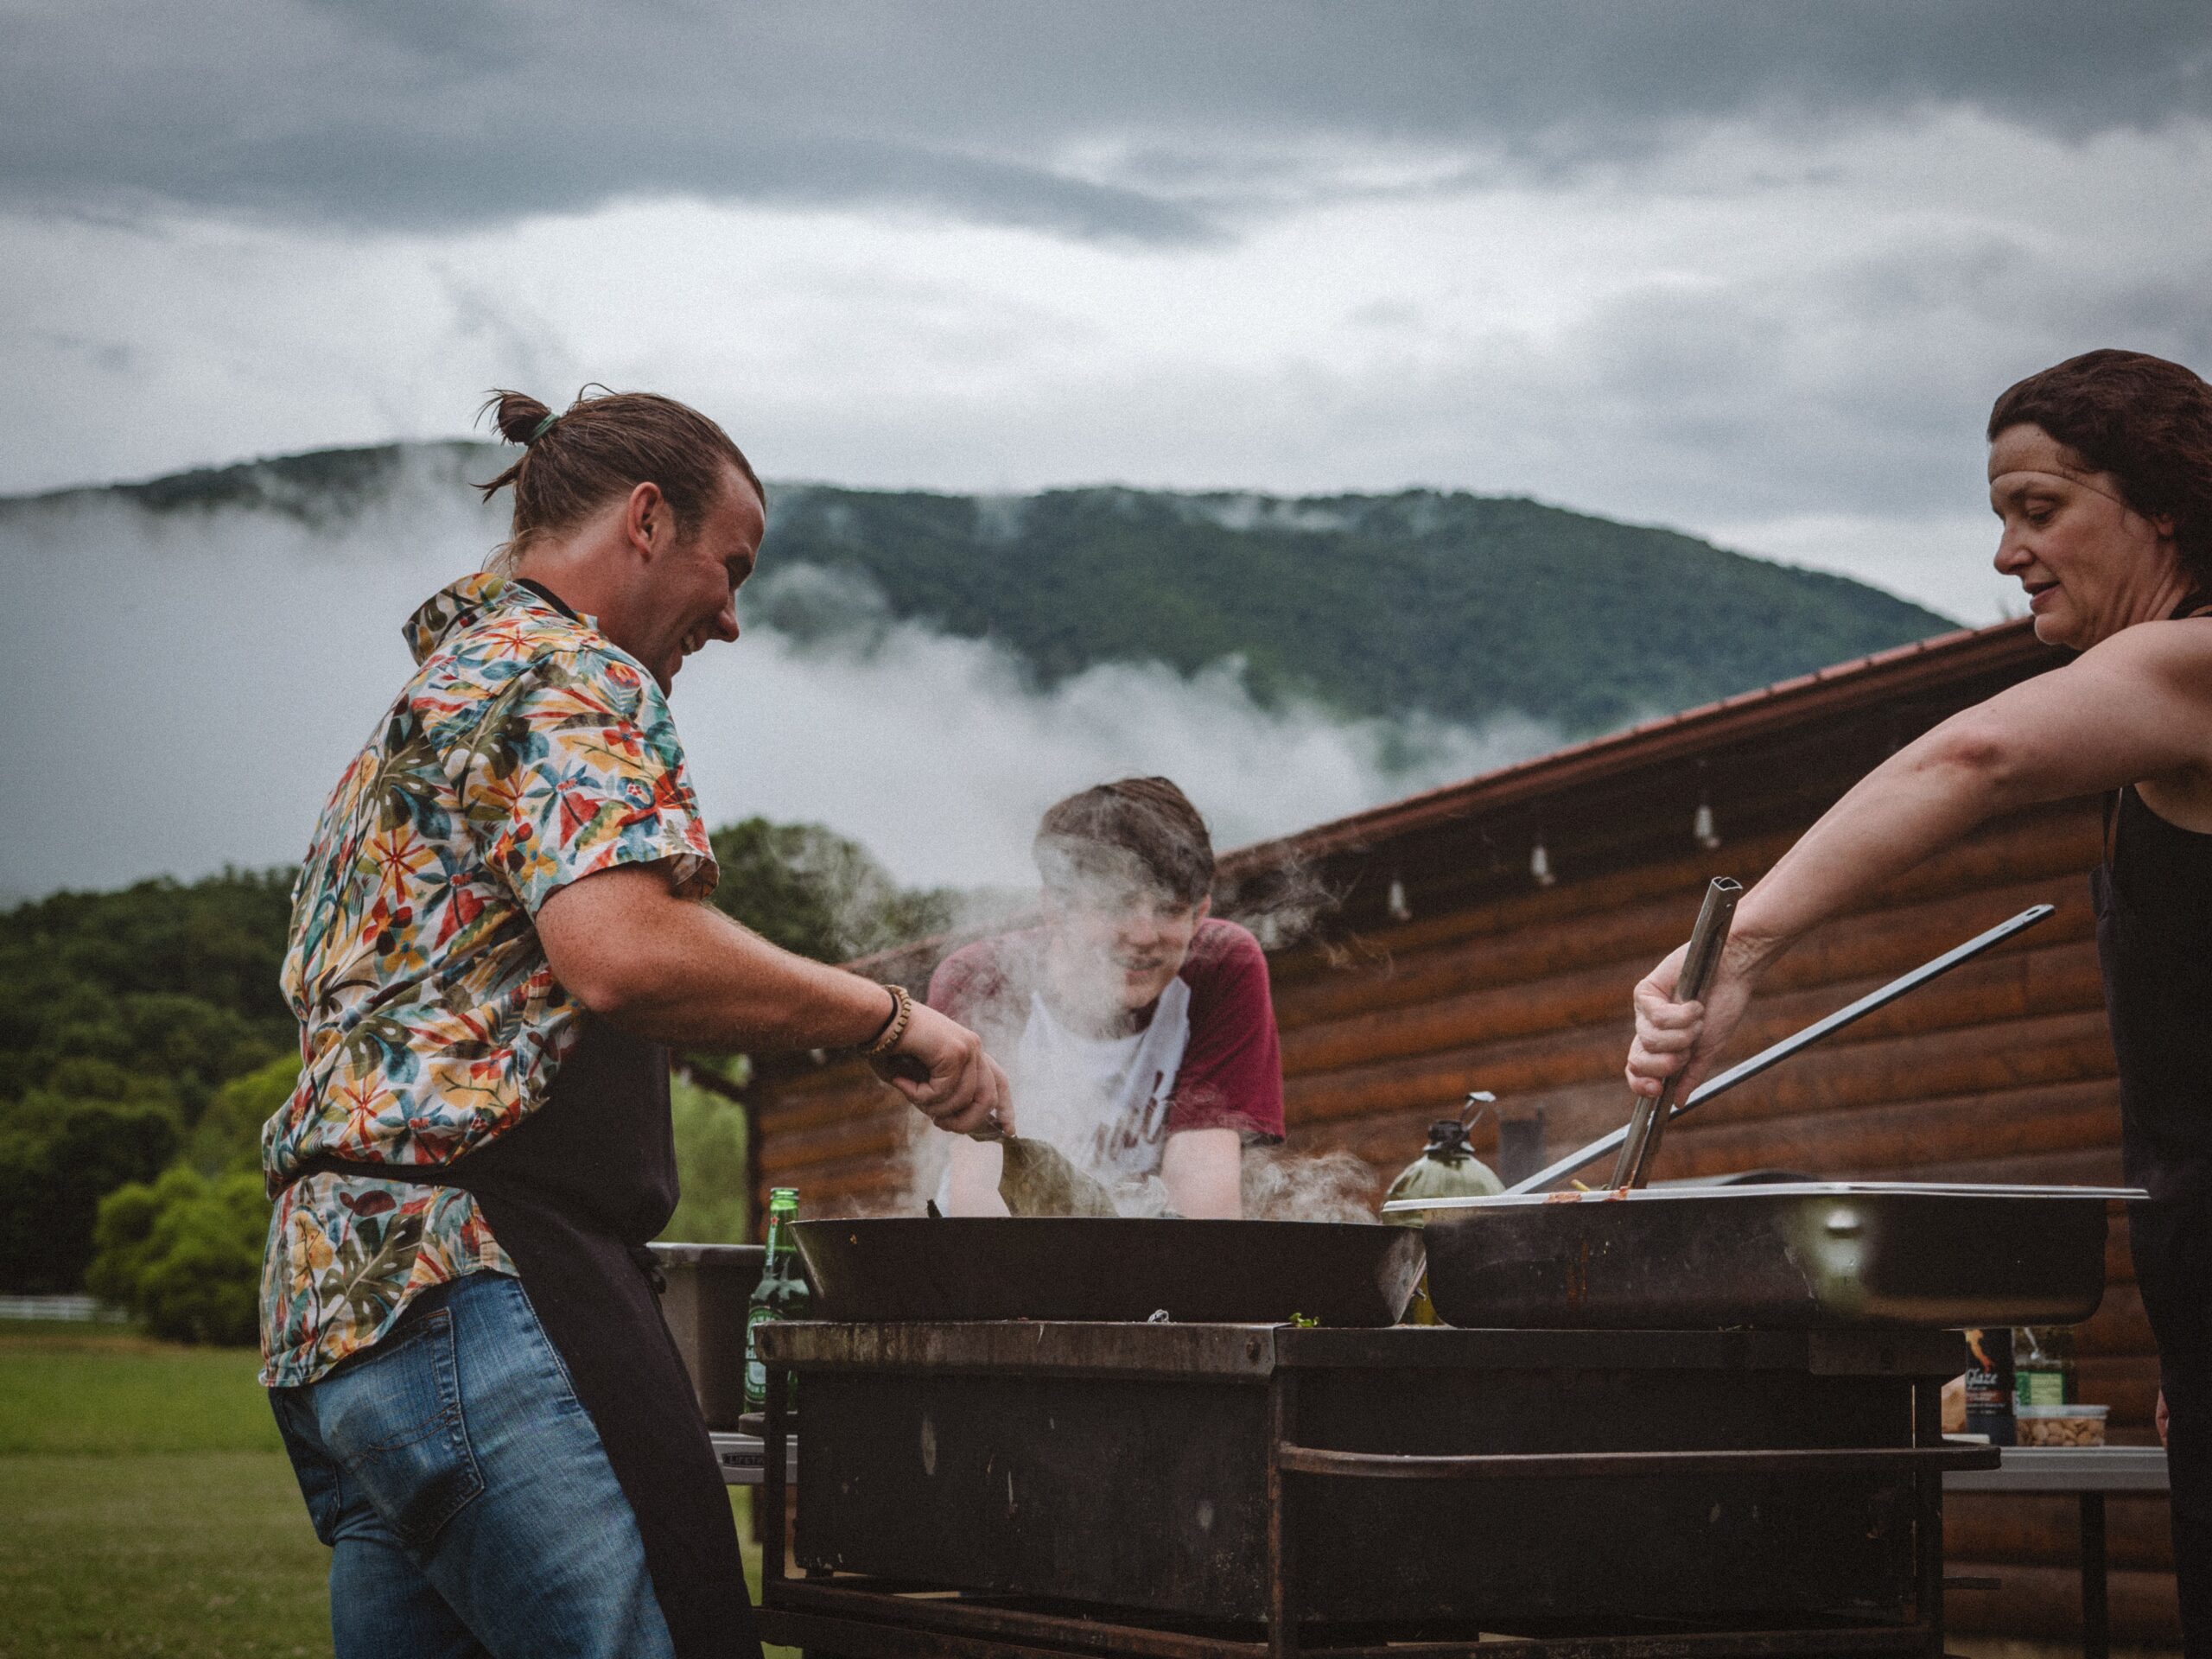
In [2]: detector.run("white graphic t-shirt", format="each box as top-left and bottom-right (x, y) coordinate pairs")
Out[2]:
(1005, 976), (1192, 1187)
(926, 920), (1286, 1208)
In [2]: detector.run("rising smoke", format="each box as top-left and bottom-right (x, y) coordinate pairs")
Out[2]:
(1240, 1145), (1386, 1224)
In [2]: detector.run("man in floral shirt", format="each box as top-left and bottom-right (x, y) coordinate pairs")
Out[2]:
(262, 567), (715, 1386)
(263, 390), (1005, 1659)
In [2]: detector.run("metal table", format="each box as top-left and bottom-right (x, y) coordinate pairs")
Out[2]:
(1945, 1445), (2170, 1659)
(757, 1320), (1991, 1658)
(709, 1431), (799, 1488)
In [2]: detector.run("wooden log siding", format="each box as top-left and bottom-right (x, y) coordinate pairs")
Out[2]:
(739, 619), (2180, 1639)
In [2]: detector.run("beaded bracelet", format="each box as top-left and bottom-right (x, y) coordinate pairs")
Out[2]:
(859, 983), (914, 1058)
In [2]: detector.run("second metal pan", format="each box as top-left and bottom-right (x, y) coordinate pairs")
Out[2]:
(1417, 1183), (2133, 1329)
(793, 1217), (1426, 1326)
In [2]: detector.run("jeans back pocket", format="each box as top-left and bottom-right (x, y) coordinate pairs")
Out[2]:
(315, 1306), (486, 1551)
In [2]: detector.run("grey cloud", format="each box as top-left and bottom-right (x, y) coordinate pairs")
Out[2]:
(298, 0), (531, 63)
(961, 229), (2211, 533)
(32, 332), (138, 376)
(3, 1), (2206, 239)
(1554, 244), (2212, 524)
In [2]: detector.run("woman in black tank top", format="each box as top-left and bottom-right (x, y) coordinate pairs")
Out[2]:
(2098, 785), (2212, 1204)
(1624, 349), (2212, 1651)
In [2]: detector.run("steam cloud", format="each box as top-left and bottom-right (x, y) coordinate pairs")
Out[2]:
(0, 446), (1560, 904)
(1240, 1145), (1385, 1224)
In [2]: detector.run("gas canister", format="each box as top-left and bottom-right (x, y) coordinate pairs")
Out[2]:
(1384, 1094), (1506, 1324)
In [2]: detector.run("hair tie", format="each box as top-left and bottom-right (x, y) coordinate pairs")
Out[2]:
(526, 412), (560, 446)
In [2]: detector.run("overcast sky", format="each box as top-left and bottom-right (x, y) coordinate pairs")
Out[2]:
(5, 1), (2210, 622)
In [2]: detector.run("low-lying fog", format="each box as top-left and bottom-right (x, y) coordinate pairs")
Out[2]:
(0, 450), (1557, 903)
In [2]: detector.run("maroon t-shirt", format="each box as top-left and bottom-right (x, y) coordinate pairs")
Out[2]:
(927, 918), (1286, 1153)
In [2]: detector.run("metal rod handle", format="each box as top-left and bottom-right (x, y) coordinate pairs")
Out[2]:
(1490, 903), (2056, 1199)
(1609, 877), (1742, 1188)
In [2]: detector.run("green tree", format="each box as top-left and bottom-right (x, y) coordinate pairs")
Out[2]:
(87, 1166), (269, 1346)
(0, 1095), (180, 1292)
(0, 868), (292, 1117)
(84, 1165), (195, 1311)
(0, 869), (291, 1292)
(706, 817), (957, 966)
(187, 1053), (302, 1175)
(658, 1074), (752, 1244)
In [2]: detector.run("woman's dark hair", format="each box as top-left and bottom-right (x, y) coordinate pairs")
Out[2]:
(1034, 777), (1216, 907)
(476, 387), (764, 569)
(1987, 349), (2212, 593)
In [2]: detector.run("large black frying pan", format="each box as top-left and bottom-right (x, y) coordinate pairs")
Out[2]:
(792, 1217), (1425, 1326)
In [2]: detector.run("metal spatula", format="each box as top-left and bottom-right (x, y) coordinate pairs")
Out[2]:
(997, 1135), (1121, 1217)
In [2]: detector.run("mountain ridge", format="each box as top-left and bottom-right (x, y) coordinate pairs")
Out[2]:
(6, 440), (1955, 736)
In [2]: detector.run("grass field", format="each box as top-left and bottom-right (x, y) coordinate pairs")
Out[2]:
(0, 1321), (787, 1657)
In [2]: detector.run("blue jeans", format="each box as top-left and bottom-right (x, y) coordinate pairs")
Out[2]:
(270, 1271), (677, 1659)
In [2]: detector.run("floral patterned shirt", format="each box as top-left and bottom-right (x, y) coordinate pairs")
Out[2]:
(259, 574), (717, 1389)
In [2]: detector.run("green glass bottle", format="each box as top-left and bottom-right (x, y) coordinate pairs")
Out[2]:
(743, 1187), (810, 1413)
(2013, 1325), (2078, 1408)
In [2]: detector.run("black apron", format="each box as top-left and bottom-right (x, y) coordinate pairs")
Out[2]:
(2094, 784), (2212, 1653)
(302, 1020), (760, 1659)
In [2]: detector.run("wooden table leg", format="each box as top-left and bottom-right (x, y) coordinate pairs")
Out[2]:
(2080, 1490), (2108, 1659)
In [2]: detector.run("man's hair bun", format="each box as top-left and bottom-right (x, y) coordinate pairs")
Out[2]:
(471, 385), (763, 572)
(486, 391), (556, 447)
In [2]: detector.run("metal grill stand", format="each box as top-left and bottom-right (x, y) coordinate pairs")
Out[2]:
(756, 1323), (1993, 1659)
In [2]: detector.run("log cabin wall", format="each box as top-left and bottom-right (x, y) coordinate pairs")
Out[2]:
(743, 618), (2177, 1643)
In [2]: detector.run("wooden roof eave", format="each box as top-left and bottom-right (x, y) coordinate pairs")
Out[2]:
(1217, 619), (2049, 878)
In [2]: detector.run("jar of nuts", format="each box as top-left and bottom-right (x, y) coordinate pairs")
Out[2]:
(2014, 1404), (2109, 1446)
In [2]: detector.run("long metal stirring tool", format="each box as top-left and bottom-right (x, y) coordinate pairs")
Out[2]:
(1608, 877), (1743, 1187)
(1482, 902), (2056, 1200)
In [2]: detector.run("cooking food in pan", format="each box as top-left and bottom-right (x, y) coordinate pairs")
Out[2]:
(793, 1216), (1425, 1325)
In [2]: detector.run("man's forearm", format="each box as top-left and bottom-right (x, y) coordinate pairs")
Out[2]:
(539, 869), (895, 1051)
(1160, 1127), (1242, 1219)
(601, 901), (894, 1049)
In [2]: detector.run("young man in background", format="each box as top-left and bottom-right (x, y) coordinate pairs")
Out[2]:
(933, 778), (1284, 1217)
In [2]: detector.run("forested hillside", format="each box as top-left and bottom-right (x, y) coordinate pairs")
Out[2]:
(35, 445), (1956, 738)
(720, 485), (1950, 734)
(0, 872), (295, 1295)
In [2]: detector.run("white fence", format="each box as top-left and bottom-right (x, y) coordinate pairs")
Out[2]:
(0, 1294), (128, 1323)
